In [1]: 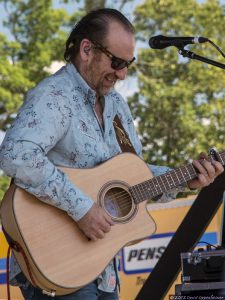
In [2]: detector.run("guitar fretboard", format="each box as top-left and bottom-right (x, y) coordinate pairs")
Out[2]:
(130, 150), (225, 204)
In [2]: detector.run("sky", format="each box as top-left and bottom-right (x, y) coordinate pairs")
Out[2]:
(0, 0), (139, 36)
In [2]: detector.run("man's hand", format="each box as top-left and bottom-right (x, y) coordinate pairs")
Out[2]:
(77, 203), (114, 241)
(187, 152), (224, 190)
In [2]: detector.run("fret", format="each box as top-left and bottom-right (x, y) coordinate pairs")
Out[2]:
(131, 186), (141, 204)
(217, 152), (223, 164)
(148, 180), (157, 196)
(165, 172), (176, 189)
(222, 151), (225, 164)
(173, 169), (183, 185)
(149, 179), (159, 198)
(182, 165), (192, 181)
(175, 167), (186, 184)
(164, 172), (172, 189)
(170, 170), (178, 186)
(138, 182), (147, 201)
(132, 185), (147, 203)
(189, 163), (197, 178)
(141, 181), (152, 200)
(182, 165), (192, 182)
(173, 168), (181, 185)
(149, 178), (159, 197)
(186, 165), (192, 179)
(158, 174), (170, 192)
(218, 151), (225, 165)
(190, 164), (197, 177)
(152, 177), (163, 194)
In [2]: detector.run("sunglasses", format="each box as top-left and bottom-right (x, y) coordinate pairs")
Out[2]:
(91, 40), (135, 71)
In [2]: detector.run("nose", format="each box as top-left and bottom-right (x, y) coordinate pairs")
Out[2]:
(115, 67), (128, 80)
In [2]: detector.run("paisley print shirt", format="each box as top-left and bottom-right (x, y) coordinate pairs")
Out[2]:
(0, 63), (180, 292)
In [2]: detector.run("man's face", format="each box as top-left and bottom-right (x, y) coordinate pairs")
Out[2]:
(84, 22), (135, 97)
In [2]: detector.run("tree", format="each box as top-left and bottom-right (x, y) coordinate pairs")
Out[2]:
(130, 0), (225, 166)
(0, 0), (70, 129)
(0, 33), (33, 130)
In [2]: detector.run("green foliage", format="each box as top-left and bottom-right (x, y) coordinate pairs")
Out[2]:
(2, 0), (69, 81)
(84, 0), (106, 11)
(0, 33), (33, 129)
(130, 0), (225, 166)
(0, 175), (10, 201)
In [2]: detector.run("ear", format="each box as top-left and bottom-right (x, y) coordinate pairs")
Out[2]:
(80, 39), (92, 61)
(84, 46), (91, 54)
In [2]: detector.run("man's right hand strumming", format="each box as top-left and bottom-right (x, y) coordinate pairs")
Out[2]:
(77, 203), (114, 241)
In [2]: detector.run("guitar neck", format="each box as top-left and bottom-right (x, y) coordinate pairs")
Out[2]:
(130, 150), (225, 204)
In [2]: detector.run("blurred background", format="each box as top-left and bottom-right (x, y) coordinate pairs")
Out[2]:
(0, 1), (225, 299)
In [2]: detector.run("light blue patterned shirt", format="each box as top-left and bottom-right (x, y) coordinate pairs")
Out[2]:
(0, 63), (179, 292)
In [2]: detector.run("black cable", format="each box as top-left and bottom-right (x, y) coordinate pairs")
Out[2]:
(207, 39), (225, 59)
(196, 240), (225, 250)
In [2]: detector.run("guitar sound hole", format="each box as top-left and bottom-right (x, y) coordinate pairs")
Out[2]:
(103, 187), (133, 219)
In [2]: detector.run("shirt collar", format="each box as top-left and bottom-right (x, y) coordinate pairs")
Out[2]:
(65, 62), (115, 108)
(65, 63), (96, 107)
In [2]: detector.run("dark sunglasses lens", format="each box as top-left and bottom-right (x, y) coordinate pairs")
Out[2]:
(111, 57), (127, 70)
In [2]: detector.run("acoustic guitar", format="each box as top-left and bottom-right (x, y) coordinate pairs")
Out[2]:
(0, 151), (224, 296)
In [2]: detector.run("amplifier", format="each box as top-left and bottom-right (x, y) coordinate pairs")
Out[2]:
(181, 249), (225, 283)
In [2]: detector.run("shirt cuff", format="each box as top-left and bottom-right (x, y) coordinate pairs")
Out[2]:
(69, 198), (94, 221)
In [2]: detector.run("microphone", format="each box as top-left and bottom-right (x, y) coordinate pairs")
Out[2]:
(149, 35), (208, 49)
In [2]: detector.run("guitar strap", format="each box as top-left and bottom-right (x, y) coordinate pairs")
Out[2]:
(112, 114), (137, 292)
(113, 114), (137, 154)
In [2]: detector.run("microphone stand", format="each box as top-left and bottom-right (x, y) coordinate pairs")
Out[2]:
(178, 48), (225, 69)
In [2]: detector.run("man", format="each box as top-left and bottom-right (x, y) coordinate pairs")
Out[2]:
(0, 8), (223, 300)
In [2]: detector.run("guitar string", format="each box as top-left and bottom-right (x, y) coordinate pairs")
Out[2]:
(104, 172), (192, 202)
(106, 170), (194, 209)
(105, 182), (181, 210)
(110, 151), (225, 203)
(102, 152), (225, 212)
(107, 161), (198, 203)
(104, 174), (190, 209)
(105, 195), (138, 213)
(103, 182), (174, 211)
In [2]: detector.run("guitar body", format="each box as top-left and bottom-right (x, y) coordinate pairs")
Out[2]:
(0, 153), (156, 295)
